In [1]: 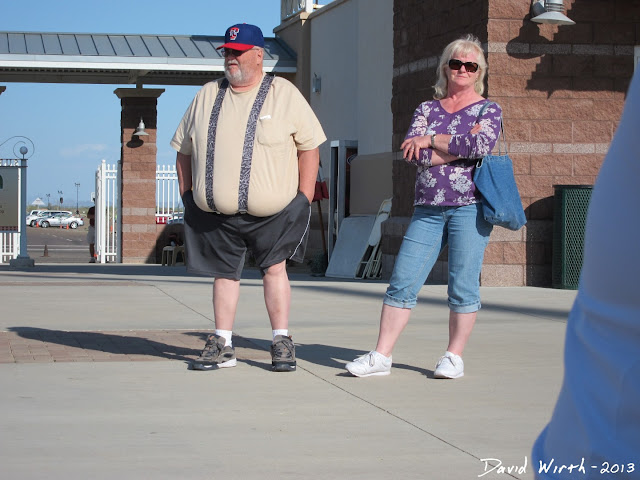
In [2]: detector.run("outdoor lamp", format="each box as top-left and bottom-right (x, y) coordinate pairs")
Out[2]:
(531, 0), (575, 25)
(133, 118), (148, 136)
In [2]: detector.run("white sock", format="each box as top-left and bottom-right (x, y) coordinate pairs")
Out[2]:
(272, 329), (288, 340)
(215, 329), (232, 347)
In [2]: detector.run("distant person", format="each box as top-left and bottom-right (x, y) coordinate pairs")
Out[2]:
(171, 23), (326, 372)
(345, 34), (502, 378)
(532, 71), (640, 478)
(86, 205), (95, 263)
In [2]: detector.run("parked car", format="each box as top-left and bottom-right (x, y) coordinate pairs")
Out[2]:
(37, 212), (84, 229)
(167, 213), (184, 225)
(28, 210), (72, 227)
(25, 210), (46, 226)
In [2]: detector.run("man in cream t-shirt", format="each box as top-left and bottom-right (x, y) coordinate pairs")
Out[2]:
(171, 23), (326, 372)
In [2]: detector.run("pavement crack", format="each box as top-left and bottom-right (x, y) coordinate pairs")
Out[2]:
(150, 285), (214, 324)
(289, 365), (523, 480)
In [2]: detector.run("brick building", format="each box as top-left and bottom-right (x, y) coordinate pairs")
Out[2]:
(383, 0), (638, 286)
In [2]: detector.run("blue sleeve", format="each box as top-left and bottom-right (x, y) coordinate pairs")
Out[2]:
(447, 102), (503, 159)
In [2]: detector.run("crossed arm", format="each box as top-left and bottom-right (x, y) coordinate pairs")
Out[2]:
(401, 123), (482, 166)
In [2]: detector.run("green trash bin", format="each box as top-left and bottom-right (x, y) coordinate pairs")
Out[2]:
(552, 185), (593, 289)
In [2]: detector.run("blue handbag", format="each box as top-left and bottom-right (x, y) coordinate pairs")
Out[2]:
(473, 103), (527, 231)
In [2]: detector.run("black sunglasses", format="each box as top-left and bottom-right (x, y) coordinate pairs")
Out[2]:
(448, 59), (479, 73)
(223, 48), (254, 57)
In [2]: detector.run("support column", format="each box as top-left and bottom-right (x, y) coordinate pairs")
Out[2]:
(114, 88), (164, 264)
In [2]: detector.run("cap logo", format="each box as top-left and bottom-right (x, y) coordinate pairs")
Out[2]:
(217, 23), (264, 51)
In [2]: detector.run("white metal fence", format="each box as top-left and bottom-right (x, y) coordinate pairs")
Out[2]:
(93, 162), (180, 262)
(0, 231), (18, 264)
(1, 162), (180, 264)
(156, 164), (181, 224)
(94, 160), (119, 263)
(94, 162), (180, 262)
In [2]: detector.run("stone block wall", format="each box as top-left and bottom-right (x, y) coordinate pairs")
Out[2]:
(115, 88), (165, 264)
(385, 0), (637, 286)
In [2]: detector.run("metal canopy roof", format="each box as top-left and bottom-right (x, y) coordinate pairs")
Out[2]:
(0, 32), (297, 86)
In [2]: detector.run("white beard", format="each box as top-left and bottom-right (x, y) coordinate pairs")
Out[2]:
(224, 67), (243, 84)
(224, 62), (246, 85)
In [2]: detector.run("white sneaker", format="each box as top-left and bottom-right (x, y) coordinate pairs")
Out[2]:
(434, 352), (464, 379)
(346, 351), (392, 377)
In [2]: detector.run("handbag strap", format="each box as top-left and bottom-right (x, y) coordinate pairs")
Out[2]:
(476, 101), (507, 156)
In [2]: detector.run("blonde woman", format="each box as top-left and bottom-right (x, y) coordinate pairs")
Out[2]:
(346, 35), (503, 379)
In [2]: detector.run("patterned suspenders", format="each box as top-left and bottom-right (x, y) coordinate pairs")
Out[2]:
(204, 75), (275, 213)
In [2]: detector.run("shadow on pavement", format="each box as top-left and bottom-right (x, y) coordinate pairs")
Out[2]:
(238, 336), (434, 377)
(7, 327), (208, 364)
(6, 327), (432, 375)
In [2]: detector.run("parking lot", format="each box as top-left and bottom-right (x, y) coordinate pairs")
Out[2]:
(26, 221), (90, 263)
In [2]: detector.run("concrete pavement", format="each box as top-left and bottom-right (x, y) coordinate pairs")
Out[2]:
(0, 263), (577, 480)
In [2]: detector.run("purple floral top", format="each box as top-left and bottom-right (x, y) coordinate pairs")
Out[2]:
(405, 99), (503, 206)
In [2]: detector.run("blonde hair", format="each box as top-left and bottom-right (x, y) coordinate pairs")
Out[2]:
(433, 34), (487, 99)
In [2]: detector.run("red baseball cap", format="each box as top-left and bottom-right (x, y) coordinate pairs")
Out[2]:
(217, 23), (265, 51)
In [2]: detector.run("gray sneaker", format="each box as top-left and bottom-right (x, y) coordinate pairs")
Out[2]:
(270, 335), (296, 372)
(192, 334), (237, 370)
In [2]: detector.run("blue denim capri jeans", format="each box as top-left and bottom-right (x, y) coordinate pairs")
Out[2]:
(384, 203), (493, 313)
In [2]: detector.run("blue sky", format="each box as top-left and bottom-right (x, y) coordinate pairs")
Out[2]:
(0, 0), (286, 207)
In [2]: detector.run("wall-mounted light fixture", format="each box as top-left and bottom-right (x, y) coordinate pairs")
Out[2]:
(312, 73), (322, 93)
(133, 118), (149, 136)
(531, 0), (575, 25)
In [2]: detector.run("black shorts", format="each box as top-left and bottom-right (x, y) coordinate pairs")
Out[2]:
(182, 190), (311, 280)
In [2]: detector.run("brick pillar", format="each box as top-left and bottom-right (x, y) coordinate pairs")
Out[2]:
(114, 88), (164, 264)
